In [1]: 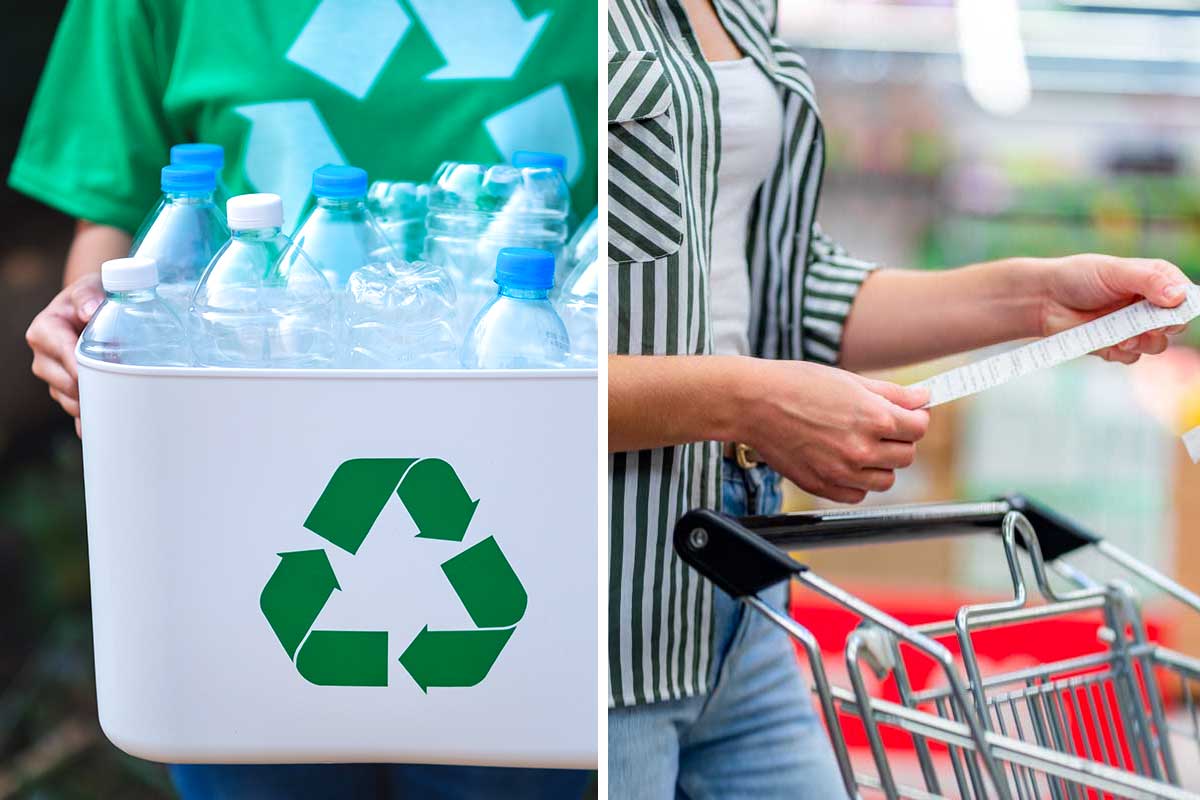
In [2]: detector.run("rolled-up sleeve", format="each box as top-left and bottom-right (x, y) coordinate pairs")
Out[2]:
(800, 223), (877, 365)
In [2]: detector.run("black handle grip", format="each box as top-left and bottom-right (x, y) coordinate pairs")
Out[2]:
(673, 509), (805, 598)
(741, 495), (1099, 561)
(739, 500), (1010, 550)
(674, 497), (1100, 592)
(998, 493), (1100, 561)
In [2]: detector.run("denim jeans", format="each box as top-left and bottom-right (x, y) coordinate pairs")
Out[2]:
(168, 763), (589, 799)
(607, 458), (848, 799)
(171, 503), (591, 798)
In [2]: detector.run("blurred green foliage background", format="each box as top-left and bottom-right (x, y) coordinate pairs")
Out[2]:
(0, 4), (174, 797)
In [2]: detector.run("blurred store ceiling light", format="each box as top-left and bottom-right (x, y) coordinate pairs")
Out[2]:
(956, 0), (1032, 115)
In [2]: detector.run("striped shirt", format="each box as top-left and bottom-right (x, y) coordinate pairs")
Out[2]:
(608, 0), (877, 708)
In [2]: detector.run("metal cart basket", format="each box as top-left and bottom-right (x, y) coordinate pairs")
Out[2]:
(674, 495), (1200, 799)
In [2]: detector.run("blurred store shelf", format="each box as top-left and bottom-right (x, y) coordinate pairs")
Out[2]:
(782, 1), (1200, 624)
(781, 1), (1200, 63)
(780, 0), (1200, 96)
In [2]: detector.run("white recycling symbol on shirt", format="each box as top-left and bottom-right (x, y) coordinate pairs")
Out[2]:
(238, 0), (582, 223)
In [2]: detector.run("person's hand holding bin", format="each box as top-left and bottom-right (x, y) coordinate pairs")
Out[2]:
(26, 272), (105, 434)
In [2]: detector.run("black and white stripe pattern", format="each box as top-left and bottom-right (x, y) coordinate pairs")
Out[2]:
(607, 51), (685, 264)
(609, 52), (673, 120)
(608, 0), (875, 709)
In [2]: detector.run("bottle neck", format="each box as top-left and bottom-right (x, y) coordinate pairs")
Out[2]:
(106, 287), (158, 302)
(232, 226), (282, 241)
(315, 196), (366, 213)
(498, 284), (549, 300)
(164, 190), (215, 205)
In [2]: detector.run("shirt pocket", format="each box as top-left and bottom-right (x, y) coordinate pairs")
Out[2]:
(608, 51), (685, 264)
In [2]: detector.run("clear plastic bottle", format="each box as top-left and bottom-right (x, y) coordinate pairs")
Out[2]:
(511, 150), (567, 174)
(170, 143), (231, 208)
(367, 179), (428, 262)
(290, 165), (457, 367)
(129, 164), (229, 314)
(554, 209), (597, 366)
(424, 154), (570, 331)
(461, 248), (569, 369)
(345, 259), (459, 368)
(288, 165), (399, 290)
(557, 255), (598, 368)
(563, 208), (598, 282)
(190, 193), (335, 368)
(79, 256), (190, 366)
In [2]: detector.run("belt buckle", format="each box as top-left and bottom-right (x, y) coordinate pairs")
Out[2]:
(735, 442), (760, 470)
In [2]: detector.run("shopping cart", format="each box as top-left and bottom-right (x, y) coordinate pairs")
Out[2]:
(674, 494), (1200, 800)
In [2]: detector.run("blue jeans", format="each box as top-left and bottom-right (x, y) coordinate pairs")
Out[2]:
(169, 763), (589, 799)
(608, 459), (848, 799)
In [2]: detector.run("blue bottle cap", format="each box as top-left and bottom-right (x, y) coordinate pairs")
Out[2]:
(511, 150), (567, 174)
(495, 247), (555, 290)
(161, 164), (216, 193)
(313, 164), (368, 199)
(170, 143), (224, 171)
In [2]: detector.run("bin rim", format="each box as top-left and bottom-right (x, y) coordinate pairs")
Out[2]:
(76, 348), (598, 381)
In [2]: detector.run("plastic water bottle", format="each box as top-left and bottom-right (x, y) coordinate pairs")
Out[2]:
(425, 154), (570, 331)
(552, 209), (597, 366)
(367, 179), (428, 261)
(190, 194), (335, 368)
(345, 259), (459, 368)
(557, 258), (598, 368)
(79, 257), (189, 366)
(511, 151), (574, 280)
(288, 165), (399, 290)
(512, 150), (567, 174)
(129, 164), (228, 314)
(461, 248), (569, 369)
(170, 143), (231, 207)
(563, 208), (598, 287)
(557, 257), (597, 367)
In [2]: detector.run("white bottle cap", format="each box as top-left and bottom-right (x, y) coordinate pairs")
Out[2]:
(101, 256), (159, 292)
(227, 193), (284, 230)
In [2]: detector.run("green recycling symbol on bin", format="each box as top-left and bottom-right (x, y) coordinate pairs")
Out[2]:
(259, 458), (526, 690)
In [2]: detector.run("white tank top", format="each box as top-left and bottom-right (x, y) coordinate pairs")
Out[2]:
(708, 57), (784, 356)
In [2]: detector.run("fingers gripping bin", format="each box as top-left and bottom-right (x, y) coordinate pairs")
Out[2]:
(76, 353), (598, 768)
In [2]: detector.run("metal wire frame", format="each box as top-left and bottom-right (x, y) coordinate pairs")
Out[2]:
(739, 509), (1200, 799)
(892, 513), (1178, 794)
(749, 594), (1200, 800)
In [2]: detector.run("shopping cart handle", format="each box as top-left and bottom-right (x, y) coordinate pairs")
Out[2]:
(674, 496), (1099, 582)
(734, 500), (1008, 550)
(998, 493), (1100, 561)
(674, 509), (806, 598)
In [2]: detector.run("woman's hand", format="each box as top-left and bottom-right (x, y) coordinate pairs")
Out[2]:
(734, 359), (930, 504)
(1039, 255), (1192, 364)
(842, 255), (1194, 373)
(26, 273), (104, 434)
(26, 220), (131, 437)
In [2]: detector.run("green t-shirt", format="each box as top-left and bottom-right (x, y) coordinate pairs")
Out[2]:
(10, 0), (597, 234)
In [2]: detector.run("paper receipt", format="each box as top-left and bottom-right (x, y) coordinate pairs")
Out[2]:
(911, 285), (1200, 408)
(1183, 427), (1200, 464)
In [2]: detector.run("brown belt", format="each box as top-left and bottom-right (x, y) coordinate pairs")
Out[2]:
(722, 442), (763, 470)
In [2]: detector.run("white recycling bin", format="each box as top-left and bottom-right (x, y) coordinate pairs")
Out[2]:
(76, 352), (598, 768)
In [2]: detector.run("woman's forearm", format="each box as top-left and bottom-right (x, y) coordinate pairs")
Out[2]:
(608, 355), (748, 453)
(839, 259), (1052, 372)
(608, 352), (932, 503)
